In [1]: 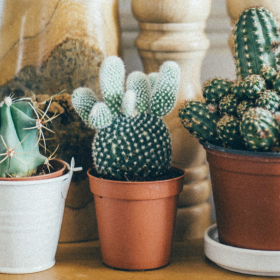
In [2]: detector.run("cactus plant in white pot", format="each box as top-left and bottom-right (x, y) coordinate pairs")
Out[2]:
(71, 56), (185, 271)
(0, 95), (81, 274)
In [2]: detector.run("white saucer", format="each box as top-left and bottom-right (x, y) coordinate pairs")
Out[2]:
(204, 224), (280, 276)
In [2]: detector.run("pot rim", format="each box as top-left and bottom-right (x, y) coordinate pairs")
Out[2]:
(200, 141), (280, 158)
(87, 166), (185, 200)
(0, 159), (67, 182)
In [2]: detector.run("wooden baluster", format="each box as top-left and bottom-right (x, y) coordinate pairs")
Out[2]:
(132, 0), (212, 240)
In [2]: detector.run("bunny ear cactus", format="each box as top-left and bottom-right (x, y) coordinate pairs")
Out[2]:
(234, 7), (280, 79)
(0, 97), (47, 177)
(72, 56), (181, 181)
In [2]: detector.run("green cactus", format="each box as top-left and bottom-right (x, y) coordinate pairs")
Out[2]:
(219, 94), (240, 116)
(72, 56), (180, 180)
(231, 80), (244, 98)
(236, 100), (255, 118)
(233, 7), (280, 79)
(0, 96), (47, 177)
(216, 114), (242, 148)
(259, 65), (277, 89)
(255, 90), (280, 113)
(179, 101), (220, 144)
(273, 72), (280, 92)
(240, 107), (279, 151)
(241, 75), (266, 99)
(203, 78), (232, 105)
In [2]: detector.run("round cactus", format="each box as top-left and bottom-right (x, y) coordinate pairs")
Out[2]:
(259, 65), (277, 89)
(72, 56), (181, 181)
(231, 80), (244, 98)
(241, 75), (266, 99)
(219, 94), (240, 116)
(255, 90), (280, 113)
(240, 107), (279, 151)
(236, 100), (255, 118)
(234, 7), (280, 79)
(93, 114), (171, 180)
(0, 97), (47, 177)
(217, 114), (242, 148)
(203, 78), (232, 104)
(179, 101), (220, 144)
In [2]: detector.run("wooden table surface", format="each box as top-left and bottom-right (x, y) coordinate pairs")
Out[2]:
(0, 238), (278, 280)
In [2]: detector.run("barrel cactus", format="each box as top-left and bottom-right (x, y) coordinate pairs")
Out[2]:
(255, 90), (280, 113)
(0, 96), (49, 177)
(219, 94), (239, 116)
(241, 75), (266, 99)
(179, 101), (220, 144)
(72, 56), (180, 181)
(234, 7), (280, 79)
(203, 78), (232, 104)
(240, 107), (279, 151)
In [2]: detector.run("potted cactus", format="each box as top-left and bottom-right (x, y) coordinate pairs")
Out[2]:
(0, 95), (79, 274)
(179, 6), (280, 253)
(71, 56), (185, 270)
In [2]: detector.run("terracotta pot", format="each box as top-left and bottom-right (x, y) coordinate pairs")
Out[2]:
(87, 167), (185, 270)
(201, 141), (280, 250)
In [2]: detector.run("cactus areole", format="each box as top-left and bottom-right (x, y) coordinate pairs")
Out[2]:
(234, 7), (280, 79)
(72, 56), (181, 181)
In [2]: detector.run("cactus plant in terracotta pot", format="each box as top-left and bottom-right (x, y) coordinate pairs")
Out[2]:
(71, 56), (185, 270)
(0, 94), (80, 274)
(179, 6), (280, 254)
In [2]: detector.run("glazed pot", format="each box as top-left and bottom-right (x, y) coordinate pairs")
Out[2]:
(0, 159), (75, 274)
(88, 167), (185, 270)
(201, 141), (280, 250)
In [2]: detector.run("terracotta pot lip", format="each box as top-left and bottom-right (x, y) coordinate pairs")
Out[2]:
(200, 141), (280, 159)
(87, 166), (185, 184)
(0, 159), (67, 181)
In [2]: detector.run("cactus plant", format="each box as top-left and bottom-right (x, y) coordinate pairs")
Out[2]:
(203, 78), (232, 104)
(72, 56), (180, 181)
(259, 65), (277, 89)
(231, 80), (244, 98)
(255, 90), (280, 113)
(234, 7), (280, 79)
(219, 94), (240, 116)
(240, 107), (279, 151)
(179, 101), (220, 144)
(216, 114), (242, 148)
(236, 100), (255, 118)
(0, 96), (53, 177)
(241, 74), (266, 99)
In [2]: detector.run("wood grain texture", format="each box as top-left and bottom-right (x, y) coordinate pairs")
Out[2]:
(132, 0), (212, 239)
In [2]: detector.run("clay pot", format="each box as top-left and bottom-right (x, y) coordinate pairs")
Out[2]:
(0, 159), (74, 274)
(87, 167), (185, 270)
(202, 141), (280, 250)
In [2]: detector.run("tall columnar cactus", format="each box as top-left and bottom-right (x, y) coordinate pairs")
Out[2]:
(234, 7), (280, 79)
(179, 101), (220, 144)
(72, 56), (180, 180)
(0, 97), (47, 177)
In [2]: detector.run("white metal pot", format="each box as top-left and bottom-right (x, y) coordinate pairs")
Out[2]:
(0, 158), (79, 274)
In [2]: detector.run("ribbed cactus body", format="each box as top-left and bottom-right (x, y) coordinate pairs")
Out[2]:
(217, 115), (242, 148)
(0, 97), (46, 177)
(240, 107), (279, 151)
(219, 94), (239, 116)
(241, 75), (265, 99)
(231, 80), (244, 98)
(203, 78), (232, 104)
(260, 65), (277, 89)
(255, 90), (280, 113)
(234, 7), (280, 79)
(179, 101), (220, 143)
(236, 100), (254, 118)
(93, 114), (171, 180)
